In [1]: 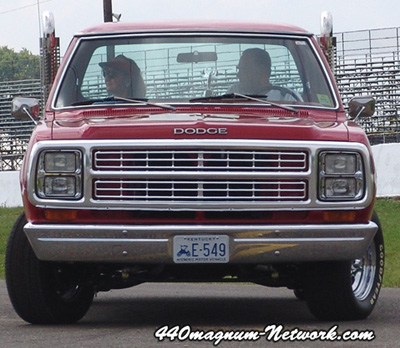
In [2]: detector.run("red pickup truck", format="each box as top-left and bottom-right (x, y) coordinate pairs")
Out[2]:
(6, 21), (384, 324)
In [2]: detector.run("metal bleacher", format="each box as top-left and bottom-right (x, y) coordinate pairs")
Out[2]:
(0, 80), (41, 171)
(335, 27), (400, 144)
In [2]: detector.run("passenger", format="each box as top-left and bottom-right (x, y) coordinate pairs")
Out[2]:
(228, 48), (301, 101)
(99, 55), (146, 98)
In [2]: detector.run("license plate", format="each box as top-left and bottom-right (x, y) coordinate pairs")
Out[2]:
(173, 235), (229, 263)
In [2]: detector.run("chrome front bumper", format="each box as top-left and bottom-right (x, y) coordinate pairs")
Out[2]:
(24, 222), (378, 263)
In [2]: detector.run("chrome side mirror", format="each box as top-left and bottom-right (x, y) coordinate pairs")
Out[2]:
(348, 96), (375, 121)
(11, 97), (40, 125)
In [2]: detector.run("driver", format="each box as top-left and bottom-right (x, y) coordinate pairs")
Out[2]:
(228, 48), (301, 101)
(99, 55), (146, 99)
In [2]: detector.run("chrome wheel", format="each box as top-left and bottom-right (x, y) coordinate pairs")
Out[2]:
(351, 241), (376, 301)
(303, 211), (384, 321)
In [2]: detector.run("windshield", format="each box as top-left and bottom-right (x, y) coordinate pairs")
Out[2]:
(54, 34), (337, 109)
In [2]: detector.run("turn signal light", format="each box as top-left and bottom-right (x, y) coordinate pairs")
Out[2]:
(323, 211), (356, 223)
(45, 210), (77, 221)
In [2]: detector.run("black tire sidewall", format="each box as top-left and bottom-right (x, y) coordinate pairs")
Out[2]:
(5, 213), (94, 324)
(364, 211), (385, 309)
(303, 211), (384, 321)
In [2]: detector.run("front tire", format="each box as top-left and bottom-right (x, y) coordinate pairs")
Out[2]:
(5, 213), (95, 324)
(303, 212), (384, 321)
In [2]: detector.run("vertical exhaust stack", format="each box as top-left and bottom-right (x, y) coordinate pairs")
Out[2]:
(40, 11), (60, 104)
(318, 11), (336, 72)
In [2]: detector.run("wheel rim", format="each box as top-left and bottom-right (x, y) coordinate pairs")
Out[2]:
(51, 264), (88, 303)
(351, 241), (376, 301)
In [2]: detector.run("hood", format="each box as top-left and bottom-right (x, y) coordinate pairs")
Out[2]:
(51, 109), (348, 142)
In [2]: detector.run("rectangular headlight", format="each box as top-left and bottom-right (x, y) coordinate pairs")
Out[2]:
(324, 153), (357, 174)
(44, 176), (77, 197)
(319, 151), (364, 201)
(323, 178), (358, 198)
(44, 152), (78, 173)
(37, 150), (82, 199)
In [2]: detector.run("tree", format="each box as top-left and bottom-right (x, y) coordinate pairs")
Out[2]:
(0, 46), (40, 81)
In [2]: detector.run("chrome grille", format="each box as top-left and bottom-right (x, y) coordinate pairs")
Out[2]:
(28, 139), (374, 211)
(92, 147), (309, 206)
(93, 179), (307, 201)
(93, 149), (308, 172)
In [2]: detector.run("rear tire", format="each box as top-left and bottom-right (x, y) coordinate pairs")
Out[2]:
(303, 212), (384, 321)
(5, 213), (95, 324)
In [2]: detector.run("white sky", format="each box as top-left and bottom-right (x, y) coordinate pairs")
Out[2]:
(1, 0), (400, 55)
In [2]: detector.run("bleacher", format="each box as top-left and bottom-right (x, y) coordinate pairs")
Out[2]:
(0, 80), (41, 171)
(335, 27), (400, 144)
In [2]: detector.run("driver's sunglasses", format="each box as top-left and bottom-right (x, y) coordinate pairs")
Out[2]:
(102, 69), (119, 79)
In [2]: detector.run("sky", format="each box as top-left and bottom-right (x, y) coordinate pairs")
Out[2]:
(1, 0), (400, 55)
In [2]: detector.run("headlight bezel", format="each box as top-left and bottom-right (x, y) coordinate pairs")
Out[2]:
(318, 151), (365, 201)
(36, 150), (83, 200)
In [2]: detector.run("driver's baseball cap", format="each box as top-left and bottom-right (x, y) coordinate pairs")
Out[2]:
(99, 55), (139, 74)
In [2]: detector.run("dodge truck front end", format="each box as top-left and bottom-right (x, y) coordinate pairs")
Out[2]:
(24, 139), (376, 264)
(6, 21), (384, 324)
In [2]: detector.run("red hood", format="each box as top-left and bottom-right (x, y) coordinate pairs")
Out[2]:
(51, 107), (349, 142)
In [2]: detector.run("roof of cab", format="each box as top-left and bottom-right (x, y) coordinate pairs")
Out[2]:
(76, 20), (312, 37)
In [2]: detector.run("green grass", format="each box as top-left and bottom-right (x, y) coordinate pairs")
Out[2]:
(373, 199), (400, 287)
(0, 201), (399, 286)
(0, 207), (23, 279)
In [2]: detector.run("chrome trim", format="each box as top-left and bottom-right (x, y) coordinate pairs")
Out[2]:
(24, 221), (378, 263)
(93, 148), (308, 171)
(93, 179), (307, 202)
(318, 151), (365, 201)
(38, 238), (169, 243)
(36, 149), (83, 200)
(26, 139), (374, 210)
(235, 237), (364, 243)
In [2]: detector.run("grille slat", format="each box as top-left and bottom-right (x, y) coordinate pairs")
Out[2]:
(93, 149), (307, 171)
(93, 179), (307, 201)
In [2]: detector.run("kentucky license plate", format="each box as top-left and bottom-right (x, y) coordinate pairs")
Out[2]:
(173, 235), (229, 263)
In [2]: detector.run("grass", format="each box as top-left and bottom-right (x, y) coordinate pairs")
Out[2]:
(373, 199), (400, 287)
(0, 200), (399, 286)
(0, 207), (23, 279)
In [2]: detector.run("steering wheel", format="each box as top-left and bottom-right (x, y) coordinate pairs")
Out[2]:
(255, 85), (302, 101)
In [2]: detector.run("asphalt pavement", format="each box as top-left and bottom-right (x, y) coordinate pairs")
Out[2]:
(1, 280), (399, 348)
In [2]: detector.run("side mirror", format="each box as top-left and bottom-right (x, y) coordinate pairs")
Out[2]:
(348, 96), (375, 120)
(11, 97), (40, 124)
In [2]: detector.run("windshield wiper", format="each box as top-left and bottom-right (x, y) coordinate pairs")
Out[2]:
(113, 96), (176, 111)
(190, 93), (237, 102)
(72, 96), (176, 111)
(190, 92), (298, 114)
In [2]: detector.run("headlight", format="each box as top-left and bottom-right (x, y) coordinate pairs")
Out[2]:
(319, 151), (364, 201)
(44, 152), (78, 172)
(36, 150), (82, 199)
